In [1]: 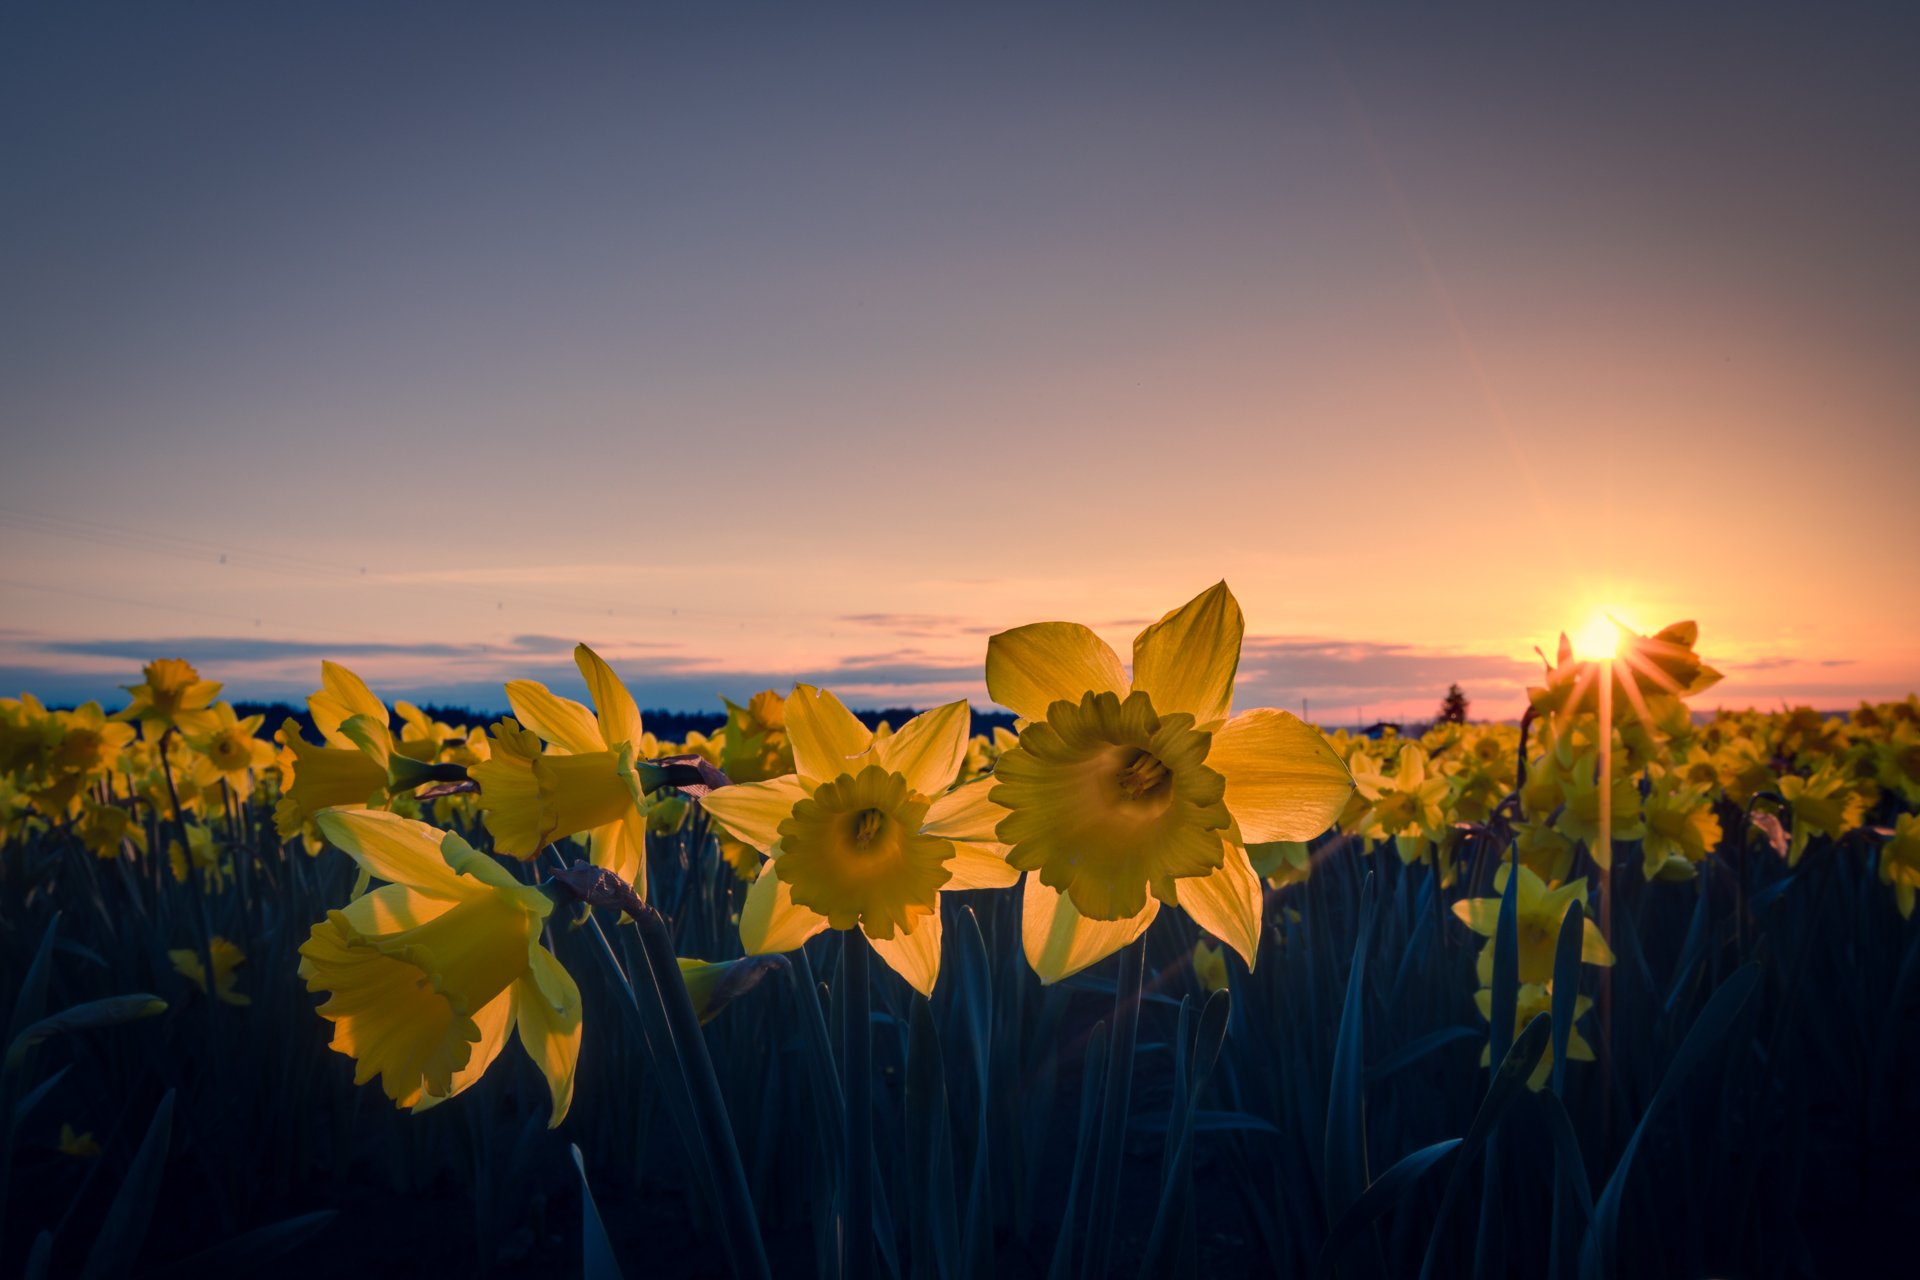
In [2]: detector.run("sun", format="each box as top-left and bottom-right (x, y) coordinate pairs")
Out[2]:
(1571, 612), (1625, 662)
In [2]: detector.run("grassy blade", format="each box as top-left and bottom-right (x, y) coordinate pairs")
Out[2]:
(144, 1211), (337, 1279)
(1416, 1015), (1551, 1280)
(1313, 1140), (1461, 1280)
(1325, 872), (1380, 1271)
(906, 1002), (959, 1280)
(1549, 902), (1584, 1098)
(79, 1089), (174, 1280)
(572, 1144), (625, 1280)
(1580, 963), (1760, 1280)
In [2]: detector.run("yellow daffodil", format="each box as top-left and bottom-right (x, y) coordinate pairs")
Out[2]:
(471, 645), (649, 891)
(1528, 620), (1722, 732)
(1474, 983), (1594, 1089)
(718, 691), (793, 783)
(1640, 772), (1723, 881)
(1878, 814), (1920, 918)
(1452, 863), (1613, 986)
(1777, 763), (1867, 865)
(1551, 747), (1645, 868)
(947, 583), (1351, 981)
(170, 936), (251, 1006)
(114, 658), (222, 734)
(298, 809), (582, 1123)
(74, 803), (146, 860)
(168, 823), (232, 890)
(274, 718), (386, 838)
(1191, 939), (1229, 994)
(57, 1124), (100, 1158)
(700, 686), (1012, 996)
(185, 703), (275, 798)
(1351, 743), (1451, 863)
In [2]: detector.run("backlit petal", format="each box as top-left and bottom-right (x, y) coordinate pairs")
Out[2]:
(701, 776), (807, 852)
(986, 623), (1128, 721)
(740, 859), (831, 954)
(786, 684), (875, 785)
(1209, 709), (1353, 843)
(877, 700), (971, 796)
(317, 809), (472, 899)
(1021, 874), (1157, 984)
(1172, 842), (1263, 969)
(576, 645), (643, 750)
(944, 840), (1021, 890)
(867, 911), (942, 997)
(922, 776), (1009, 843)
(513, 947), (583, 1127)
(1130, 582), (1242, 729)
(505, 680), (604, 755)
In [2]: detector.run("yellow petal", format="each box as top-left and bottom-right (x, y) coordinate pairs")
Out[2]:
(1130, 582), (1242, 729)
(513, 947), (583, 1127)
(1172, 843), (1263, 969)
(505, 680), (604, 755)
(876, 700), (971, 796)
(922, 776), (1009, 843)
(316, 810), (472, 899)
(1208, 709), (1353, 843)
(867, 911), (942, 997)
(1451, 898), (1500, 938)
(944, 840), (1020, 890)
(576, 645), (643, 750)
(1581, 918), (1615, 967)
(985, 623), (1128, 722)
(1021, 874), (1157, 984)
(701, 776), (807, 851)
(589, 808), (649, 899)
(740, 859), (830, 954)
(413, 985), (517, 1112)
(786, 685), (875, 785)
(332, 881), (459, 936)
(313, 661), (388, 747)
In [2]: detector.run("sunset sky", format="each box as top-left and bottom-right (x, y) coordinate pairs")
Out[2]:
(4, 3), (1916, 721)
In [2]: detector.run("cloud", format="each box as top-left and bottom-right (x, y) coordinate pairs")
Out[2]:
(837, 613), (997, 638)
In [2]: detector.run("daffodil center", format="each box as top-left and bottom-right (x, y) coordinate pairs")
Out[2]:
(1115, 749), (1172, 802)
(848, 807), (888, 850)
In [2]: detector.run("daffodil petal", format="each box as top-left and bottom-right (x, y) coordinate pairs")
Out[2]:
(313, 661), (388, 747)
(414, 985), (516, 1111)
(877, 700), (971, 796)
(701, 776), (807, 852)
(867, 911), (942, 997)
(786, 685), (875, 785)
(944, 840), (1020, 890)
(1129, 582), (1242, 729)
(922, 776), (1009, 843)
(504, 680), (603, 755)
(1451, 898), (1500, 937)
(317, 809), (472, 899)
(1208, 708), (1353, 843)
(334, 882), (459, 935)
(1021, 874), (1157, 984)
(1171, 843), (1263, 969)
(985, 623), (1128, 722)
(589, 808), (649, 899)
(740, 860), (831, 954)
(576, 645), (643, 751)
(513, 947), (583, 1127)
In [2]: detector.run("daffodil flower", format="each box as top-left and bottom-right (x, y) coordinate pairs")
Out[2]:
(1777, 763), (1867, 865)
(937, 582), (1351, 982)
(1474, 983), (1594, 1090)
(113, 657), (223, 734)
(1639, 771), (1723, 881)
(470, 644), (650, 891)
(170, 936), (251, 1006)
(1452, 863), (1614, 986)
(298, 809), (582, 1124)
(1878, 813), (1920, 918)
(699, 686), (1013, 996)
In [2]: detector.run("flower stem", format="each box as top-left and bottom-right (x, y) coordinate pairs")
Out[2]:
(1082, 936), (1145, 1280)
(842, 929), (874, 1280)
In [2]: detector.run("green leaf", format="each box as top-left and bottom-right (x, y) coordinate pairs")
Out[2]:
(1313, 1139), (1462, 1280)
(573, 1144), (625, 1280)
(1549, 902), (1584, 1098)
(6, 995), (167, 1069)
(1581, 964), (1760, 1280)
(79, 1089), (174, 1280)
(143, 1211), (337, 1279)
(1416, 1015), (1551, 1280)
(1324, 872), (1379, 1260)
(905, 1002), (959, 1280)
